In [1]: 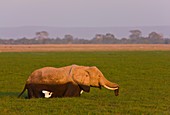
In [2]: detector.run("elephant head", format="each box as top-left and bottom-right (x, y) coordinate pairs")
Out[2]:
(72, 65), (119, 96)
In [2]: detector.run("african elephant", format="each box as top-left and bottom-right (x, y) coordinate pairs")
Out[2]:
(18, 65), (119, 98)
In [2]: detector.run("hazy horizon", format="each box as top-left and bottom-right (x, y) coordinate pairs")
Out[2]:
(0, 26), (170, 39)
(0, 0), (170, 27)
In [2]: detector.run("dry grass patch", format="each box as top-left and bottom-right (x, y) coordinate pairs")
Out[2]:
(1, 44), (170, 52)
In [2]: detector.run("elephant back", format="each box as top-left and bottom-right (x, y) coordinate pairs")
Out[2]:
(26, 66), (71, 85)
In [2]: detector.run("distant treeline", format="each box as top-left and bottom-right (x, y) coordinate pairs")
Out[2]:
(0, 30), (170, 44)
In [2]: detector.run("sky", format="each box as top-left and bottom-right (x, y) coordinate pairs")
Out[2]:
(0, 0), (170, 27)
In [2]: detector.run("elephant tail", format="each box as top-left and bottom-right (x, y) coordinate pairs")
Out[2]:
(18, 84), (27, 98)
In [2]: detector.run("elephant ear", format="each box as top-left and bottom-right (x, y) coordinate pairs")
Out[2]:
(72, 67), (90, 92)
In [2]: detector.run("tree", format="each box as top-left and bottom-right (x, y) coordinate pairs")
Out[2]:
(63, 34), (74, 44)
(103, 33), (116, 43)
(92, 34), (105, 44)
(129, 30), (142, 39)
(148, 32), (163, 40)
(36, 31), (49, 40)
(92, 33), (116, 44)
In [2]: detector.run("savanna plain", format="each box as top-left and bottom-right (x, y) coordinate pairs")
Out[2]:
(0, 44), (170, 115)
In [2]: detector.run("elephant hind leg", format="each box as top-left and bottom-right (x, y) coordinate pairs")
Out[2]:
(27, 87), (34, 99)
(27, 84), (42, 98)
(27, 88), (44, 98)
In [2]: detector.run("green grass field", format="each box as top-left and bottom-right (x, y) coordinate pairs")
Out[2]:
(0, 51), (170, 114)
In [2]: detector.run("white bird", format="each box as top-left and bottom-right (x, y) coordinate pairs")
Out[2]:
(42, 90), (53, 98)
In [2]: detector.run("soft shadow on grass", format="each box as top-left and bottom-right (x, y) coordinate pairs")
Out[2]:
(0, 92), (25, 98)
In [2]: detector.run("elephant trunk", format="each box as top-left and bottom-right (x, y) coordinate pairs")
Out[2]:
(100, 77), (119, 96)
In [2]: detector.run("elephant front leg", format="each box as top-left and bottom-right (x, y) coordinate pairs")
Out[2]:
(64, 83), (81, 97)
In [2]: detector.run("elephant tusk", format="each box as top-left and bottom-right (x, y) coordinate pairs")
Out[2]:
(80, 90), (84, 94)
(103, 85), (118, 90)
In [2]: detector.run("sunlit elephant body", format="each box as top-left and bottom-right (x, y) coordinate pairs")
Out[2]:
(18, 65), (119, 98)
